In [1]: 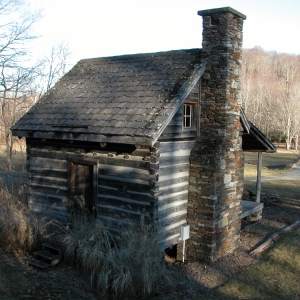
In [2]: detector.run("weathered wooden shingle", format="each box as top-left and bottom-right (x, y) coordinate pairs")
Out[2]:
(12, 49), (205, 145)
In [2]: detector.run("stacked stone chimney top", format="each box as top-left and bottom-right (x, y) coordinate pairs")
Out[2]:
(198, 6), (246, 20)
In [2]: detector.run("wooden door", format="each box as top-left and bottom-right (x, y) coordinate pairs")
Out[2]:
(68, 158), (97, 217)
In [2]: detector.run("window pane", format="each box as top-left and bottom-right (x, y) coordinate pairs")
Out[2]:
(186, 116), (191, 128)
(186, 104), (190, 115)
(183, 104), (192, 128)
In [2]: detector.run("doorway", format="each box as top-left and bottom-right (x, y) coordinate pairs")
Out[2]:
(68, 157), (98, 217)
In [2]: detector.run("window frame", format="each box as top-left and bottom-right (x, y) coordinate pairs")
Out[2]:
(182, 100), (197, 131)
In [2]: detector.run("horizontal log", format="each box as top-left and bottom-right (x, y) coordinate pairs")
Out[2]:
(97, 205), (152, 220)
(159, 172), (189, 188)
(160, 156), (190, 166)
(25, 131), (154, 146)
(160, 148), (191, 158)
(161, 125), (183, 135)
(97, 155), (151, 170)
(29, 167), (67, 178)
(29, 183), (68, 197)
(158, 189), (188, 201)
(28, 199), (70, 215)
(29, 156), (67, 170)
(159, 140), (195, 153)
(158, 130), (197, 141)
(158, 199), (188, 212)
(158, 232), (181, 251)
(158, 204), (187, 220)
(68, 156), (98, 165)
(158, 219), (186, 237)
(30, 149), (71, 161)
(98, 194), (151, 207)
(98, 197), (152, 214)
(98, 174), (153, 187)
(29, 192), (68, 204)
(30, 148), (151, 170)
(130, 148), (151, 157)
(30, 175), (67, 186)
(98, 185), (154, 202)
(98, 164), (156, 181)
(159, 163), (189, 176)
(159, 181), (189, 196)
(158, 210), (187, 228)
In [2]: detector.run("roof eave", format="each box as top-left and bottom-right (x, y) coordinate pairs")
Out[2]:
(11, 130), (155, 146)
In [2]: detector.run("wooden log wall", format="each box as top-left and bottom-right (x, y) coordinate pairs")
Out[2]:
(26, 140), (158, 235)
(157, 140), (195, 249)
(157, 89), (198, 249)
(27, 143), (70, 224)
(97, 145), (158, 235)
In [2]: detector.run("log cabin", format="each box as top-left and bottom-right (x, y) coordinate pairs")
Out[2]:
(11, 7), (275, 261)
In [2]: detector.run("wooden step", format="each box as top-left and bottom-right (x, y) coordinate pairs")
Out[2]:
(27, 258), (51, 270)
(42, 241), (63, 254)
(33, 250), (59, 261)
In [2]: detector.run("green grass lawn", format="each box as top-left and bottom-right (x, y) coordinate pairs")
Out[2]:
(244, 179), (300, 200)
(244, 149), (300, 199)
(244, 150), (299, 168)
(206, 226), (300, 300)
(244, 150), (299, 177)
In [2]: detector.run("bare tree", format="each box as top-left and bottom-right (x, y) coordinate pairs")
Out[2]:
(0, 0), (40, 63)
(242, 48), (300, 149)
(43, 42), (71, 92)
(0, 0), (40, 169)
(0, 63), (37, 170)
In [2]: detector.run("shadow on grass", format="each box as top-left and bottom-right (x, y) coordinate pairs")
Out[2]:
(204, 227), (300, 300)
(244, 179), (300, 200)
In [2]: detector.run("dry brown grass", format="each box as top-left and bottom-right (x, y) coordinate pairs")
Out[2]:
(0, 179), (51, 252)
(61, 215), (170, 299)
(0, 144), (26, 171)
(244, 164), (288, 178)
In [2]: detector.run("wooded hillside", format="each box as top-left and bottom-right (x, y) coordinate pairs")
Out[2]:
(242, 48), (300, 150)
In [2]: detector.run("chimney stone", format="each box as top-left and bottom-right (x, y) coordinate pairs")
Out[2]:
(187, 7), (246, 262)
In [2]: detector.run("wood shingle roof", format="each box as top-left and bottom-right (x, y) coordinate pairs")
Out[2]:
(12, 49), (205, 145)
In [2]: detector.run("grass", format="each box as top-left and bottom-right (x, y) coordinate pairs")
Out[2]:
(0, 145), (26, 171)
(206, 226), (300, 300)
(244, 150), (299, 178)
(244, 179), (300, 200)
(60, 215), (170, 299)
(0, 179), (51, 252)
(244, 148), (300, 200)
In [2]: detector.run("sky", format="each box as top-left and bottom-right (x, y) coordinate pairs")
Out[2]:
(28, 0), (300, 67)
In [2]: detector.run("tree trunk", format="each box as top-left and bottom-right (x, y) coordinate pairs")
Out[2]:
(295, 135), (299, 151)
(5, 130), (13, 171)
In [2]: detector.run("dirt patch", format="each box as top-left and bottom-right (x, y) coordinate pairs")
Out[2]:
(1, 205), (298, 299)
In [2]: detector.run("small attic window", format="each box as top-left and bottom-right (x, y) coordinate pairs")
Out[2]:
(183, 104), (192, 128)
(183, 101), (197, 129)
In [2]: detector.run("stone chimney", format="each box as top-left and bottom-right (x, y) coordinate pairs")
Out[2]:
(187, 7), (247, 261)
